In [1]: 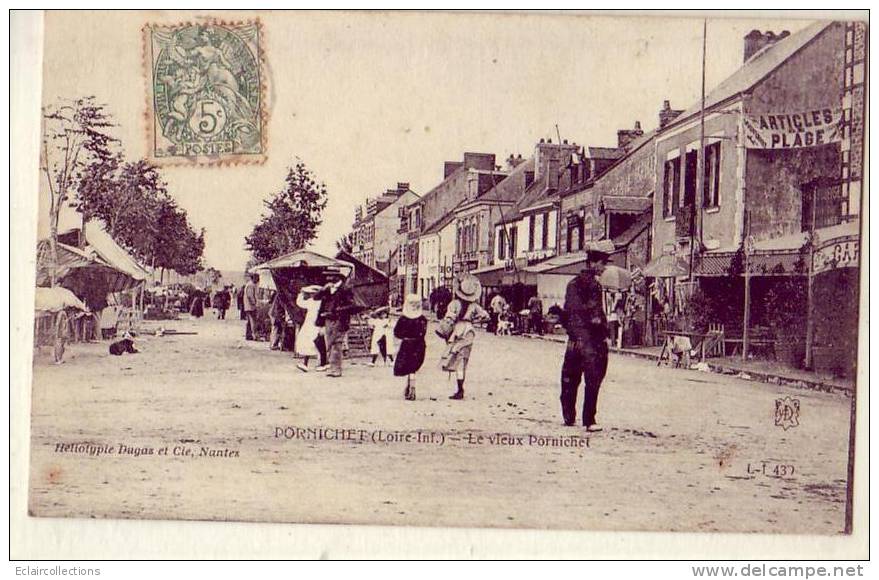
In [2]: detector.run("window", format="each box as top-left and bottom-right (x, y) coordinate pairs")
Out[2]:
(528, 216), (536, 251)
(703, 142), (721, 208)
(541, 212), (549, 249)
(683, 150), (698, 208)
(663, 157), (681, 218)
(498, 229), (506, 260)
(509, 226), (518, 257)
(568, 220), (582, 253)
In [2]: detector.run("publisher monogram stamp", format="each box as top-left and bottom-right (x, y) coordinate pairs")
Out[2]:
(145, 20), (266, 165)
(774, 396), (800, 430)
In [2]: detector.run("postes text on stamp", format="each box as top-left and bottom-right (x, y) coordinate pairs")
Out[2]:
(145, 20), (265, 165)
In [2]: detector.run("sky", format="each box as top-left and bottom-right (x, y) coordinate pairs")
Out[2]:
(39, 10), (814, 271)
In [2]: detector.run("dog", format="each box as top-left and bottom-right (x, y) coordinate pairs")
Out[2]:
(109, 333), (139, 356)
(496, 314), (513, 336)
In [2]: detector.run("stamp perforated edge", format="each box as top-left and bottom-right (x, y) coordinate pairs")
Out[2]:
(141, 18), (269, 167)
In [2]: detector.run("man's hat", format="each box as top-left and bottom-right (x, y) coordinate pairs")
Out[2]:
(454, 274), (482, 302)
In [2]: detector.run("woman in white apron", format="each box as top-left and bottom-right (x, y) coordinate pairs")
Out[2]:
(295, 285), (324, 372)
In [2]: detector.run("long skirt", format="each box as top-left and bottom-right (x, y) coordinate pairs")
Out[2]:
(441, 342), (472, 373)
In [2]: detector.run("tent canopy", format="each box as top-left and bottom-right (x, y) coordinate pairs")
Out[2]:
(252, 248), (387, 318)
(34, 286), (87, 313)
(335, 250), (389, 309)
(58, 222), (149, 282)
(252, 249), (353, 273)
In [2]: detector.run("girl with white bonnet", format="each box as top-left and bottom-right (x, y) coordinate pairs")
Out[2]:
(393, 294), (427, 401)
(366, 307), (395, 367)
(438, 274), (489, 400)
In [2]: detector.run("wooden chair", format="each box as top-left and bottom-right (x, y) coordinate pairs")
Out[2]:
(705, 323), (726, 358)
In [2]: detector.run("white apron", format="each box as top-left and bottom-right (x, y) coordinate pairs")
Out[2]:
(295, 293), (321, 357)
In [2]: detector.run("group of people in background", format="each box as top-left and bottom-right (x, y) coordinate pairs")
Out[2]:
(184, 284), (233, 321)
(484, 292), (546, 337)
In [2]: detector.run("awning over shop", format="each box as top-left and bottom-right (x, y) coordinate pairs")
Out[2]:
(524, 251), (589, 275)
(502, 270), (539, 286)
(612, 212), (651, 249)
(600, 195), (652, 215)
(471, 263), (506, 287)
(524, 240), (619, 277)
(695, 220), (860, 277)
(642, 253), (690, 278)
(695, 250), (806, 277)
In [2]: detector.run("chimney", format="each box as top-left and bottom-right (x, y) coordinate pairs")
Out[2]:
(506, 153), (525, 171)
(397, 182), (410, 193)
(617, 121), (644, 150)
(535, 139), (578, 183)
(743, 29), (790, 62)
(462, 152), (496, 171)
(547, 157), (560, 191)
(659, 100), (684, 129)
(444, 161), (464, 178)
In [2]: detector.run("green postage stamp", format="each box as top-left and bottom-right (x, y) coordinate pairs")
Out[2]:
(145, 20), (266, 165)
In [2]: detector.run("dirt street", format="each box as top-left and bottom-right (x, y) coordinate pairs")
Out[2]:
(28, 315), (852, 533)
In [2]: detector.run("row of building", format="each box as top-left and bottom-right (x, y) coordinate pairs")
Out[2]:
(346, 21), (865, 373)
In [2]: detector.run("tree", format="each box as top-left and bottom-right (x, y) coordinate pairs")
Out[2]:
(77, 155), (204, 282)
(149, 198), (205, 281)
(40, 97), (116, 285)
(245, 161), (328, 264)
(77, 155), (168, 257)
(204, 267), (222, 286)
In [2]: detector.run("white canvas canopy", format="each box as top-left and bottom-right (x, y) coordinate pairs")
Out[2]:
(252, 248), (354, 274)
(58, 221), (150, 283)
(34, 287), (87, 313)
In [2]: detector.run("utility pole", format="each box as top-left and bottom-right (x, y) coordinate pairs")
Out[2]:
(690, 19), (707, 277)
(742, 212), (752, 362)
(804, 180), (818, 369)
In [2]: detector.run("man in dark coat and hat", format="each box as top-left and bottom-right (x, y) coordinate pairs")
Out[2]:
(560, 246), (611, 431)
(315, 267), (360, 377)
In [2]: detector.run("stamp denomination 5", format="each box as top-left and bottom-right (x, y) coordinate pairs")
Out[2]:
(144, 20), (266, 165)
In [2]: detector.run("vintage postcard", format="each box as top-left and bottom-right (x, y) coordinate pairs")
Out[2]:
(17, 9), (867, 555)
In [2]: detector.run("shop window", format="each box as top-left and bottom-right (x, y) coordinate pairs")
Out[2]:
(703, 142), (721, 208)
(663, 157), (681, 218)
